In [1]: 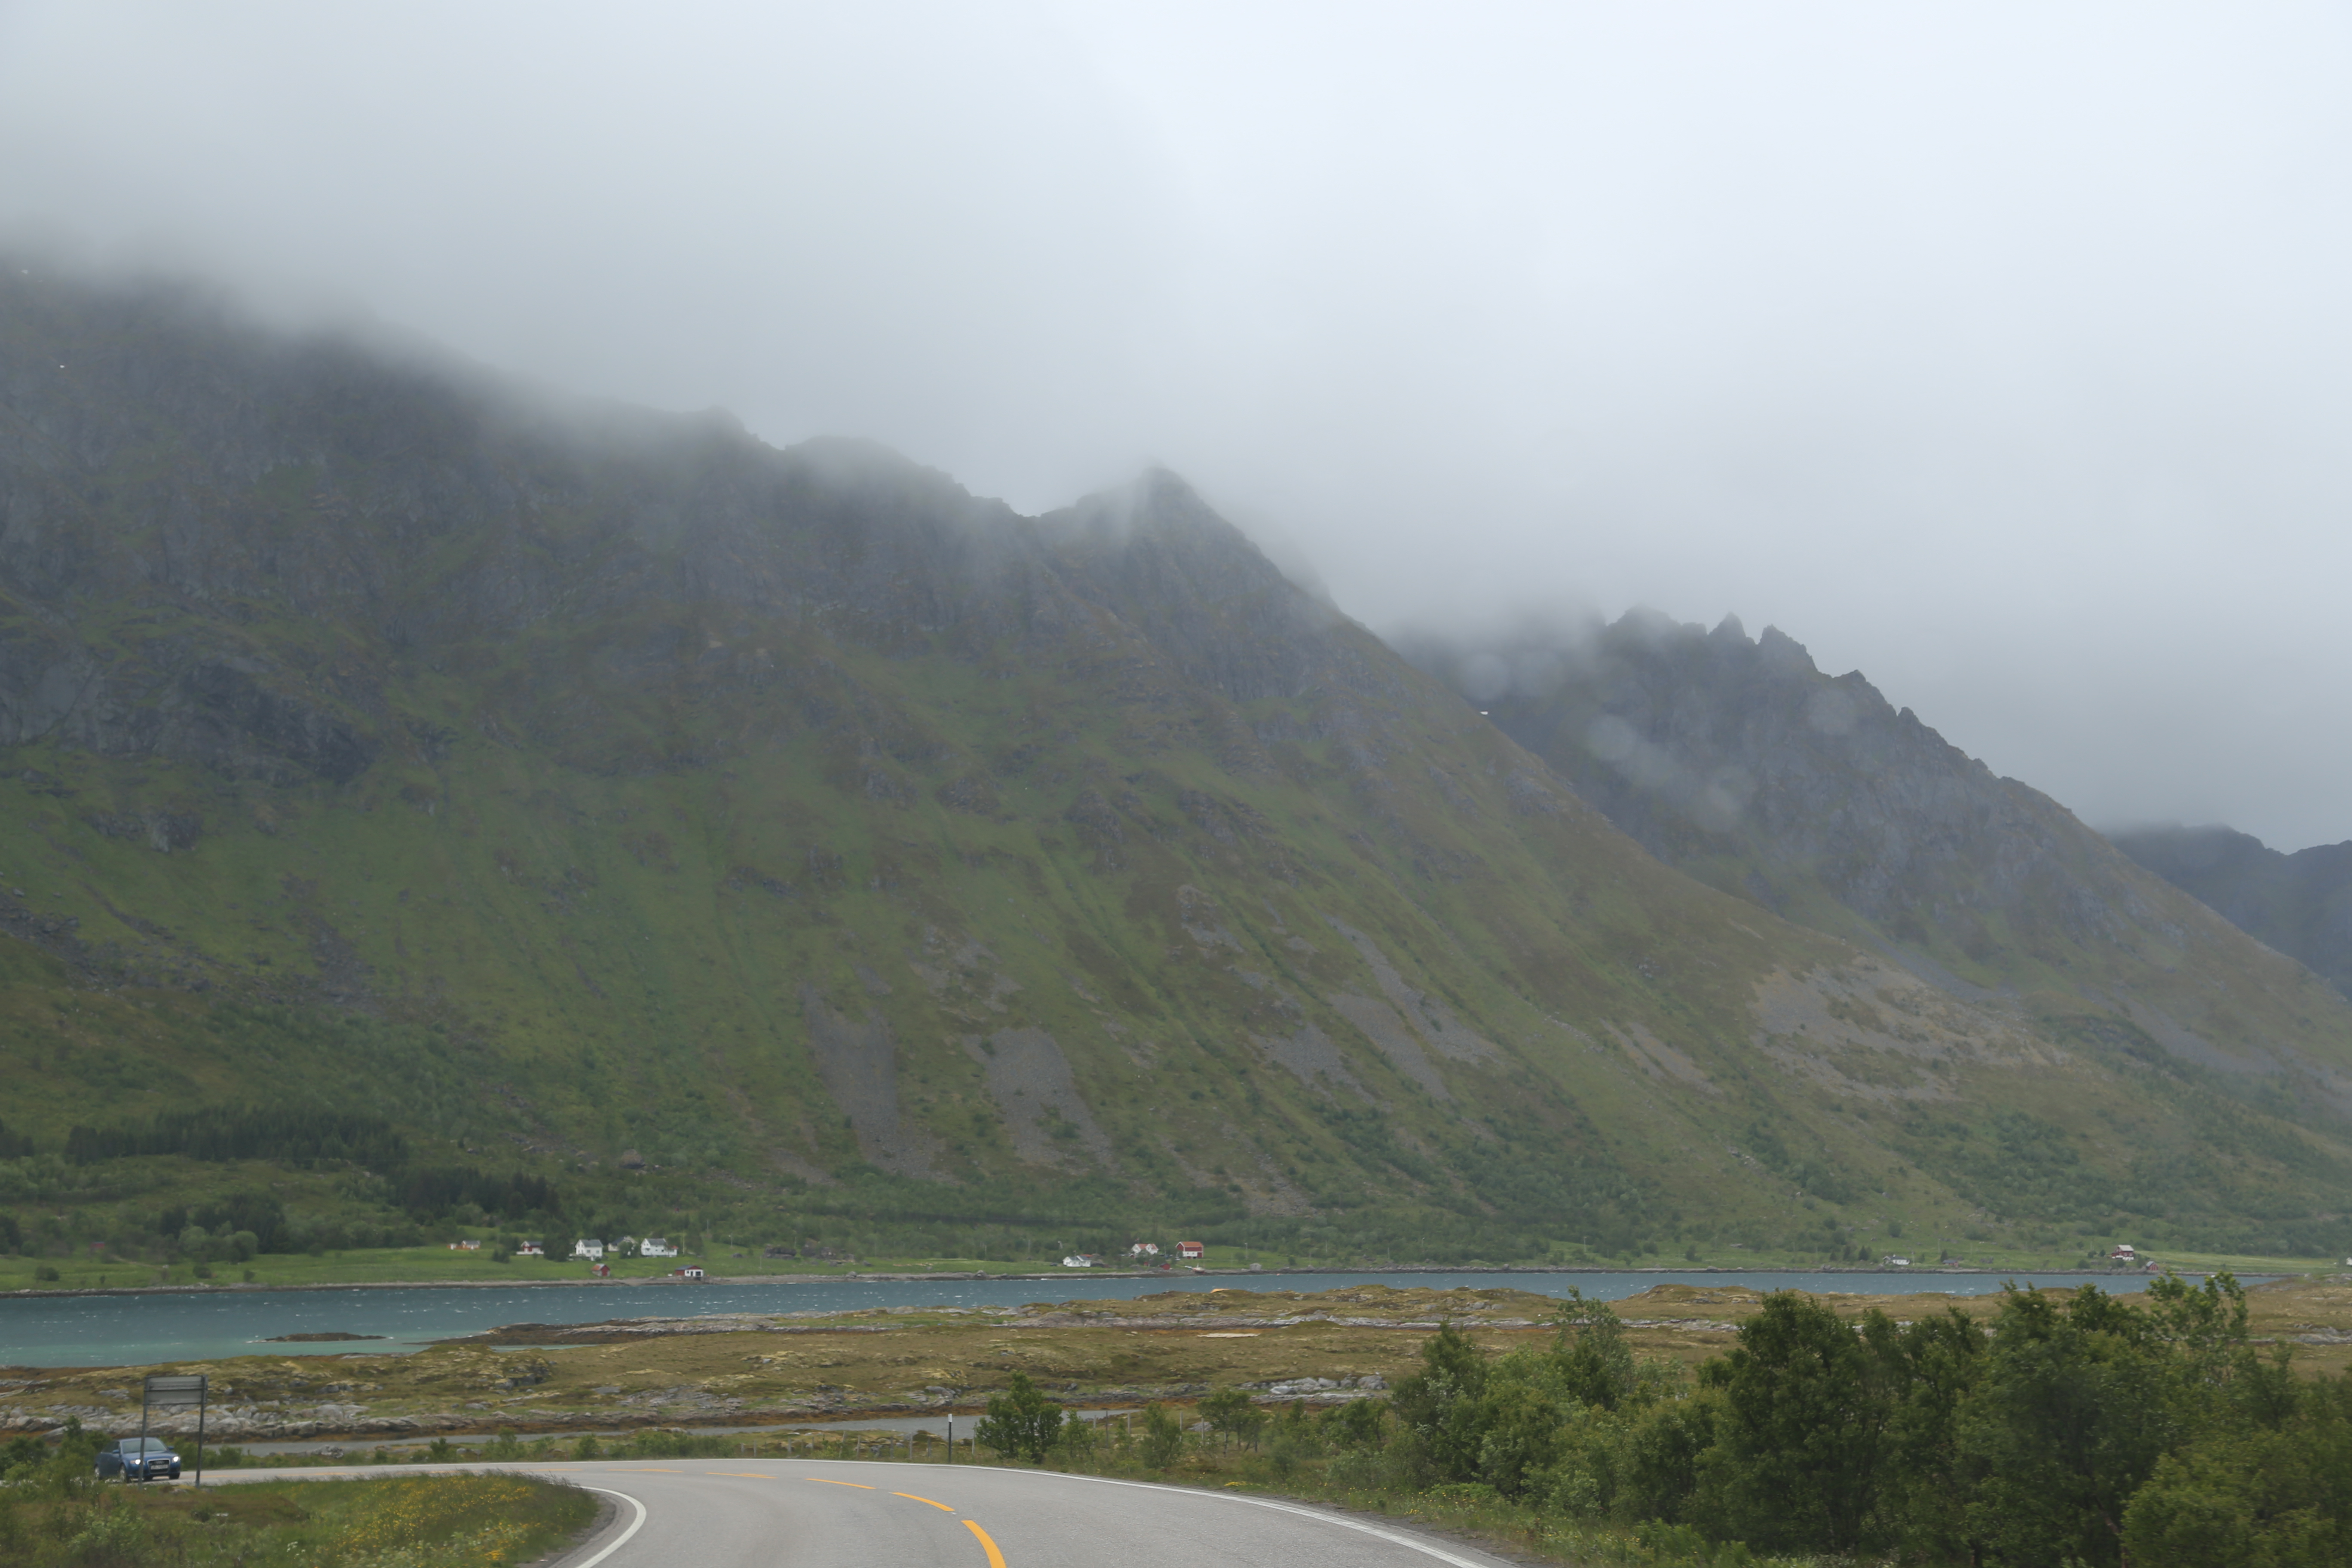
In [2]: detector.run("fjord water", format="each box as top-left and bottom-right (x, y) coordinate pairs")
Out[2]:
(0, 1271), (2180, 1369)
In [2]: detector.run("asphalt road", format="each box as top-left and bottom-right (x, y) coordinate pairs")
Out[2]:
(213, 1458), (1517, 1567)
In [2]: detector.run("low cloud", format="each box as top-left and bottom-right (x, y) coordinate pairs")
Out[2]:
(3, 1), (2348, 847)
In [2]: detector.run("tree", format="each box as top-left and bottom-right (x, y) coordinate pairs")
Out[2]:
(1699, 1291), (1895, 1554)
(1473, 1375), (1571, 1500)
(1553, 1289), (1639, 1412)
(1139, 1402), (1185, 1469)
(2125, 1372), (2352, 1568)
(1390, 1322), (1493, 1484)
(1199, 1387), (1268, 1448)
(1959, 1284), (2188, 1567)
(1617, 1389), (1721, 1526)
(1870, 1305), (1987, 1563)
(1320, 1395), (1389, 1450)
(975, 1373), (1066, 1464)
(1268, 1400), (1319, 1479)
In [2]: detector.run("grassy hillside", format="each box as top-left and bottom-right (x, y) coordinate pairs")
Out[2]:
(6, 265), (2352, 1276)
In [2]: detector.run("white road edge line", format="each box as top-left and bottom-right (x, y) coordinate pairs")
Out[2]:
(570, 1485), (649, 1568)
(828, 1464), (1501, 1568)
(1052, 1472), (1497, 1568)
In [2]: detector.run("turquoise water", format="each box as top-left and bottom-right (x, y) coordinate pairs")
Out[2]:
(0, 1269), (2186, 1368)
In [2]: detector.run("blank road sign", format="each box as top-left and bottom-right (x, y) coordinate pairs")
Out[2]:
(144, 1375), (208, 1406)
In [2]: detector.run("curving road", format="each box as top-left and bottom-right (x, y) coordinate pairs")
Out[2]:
(215, 1458), (1515, 1567)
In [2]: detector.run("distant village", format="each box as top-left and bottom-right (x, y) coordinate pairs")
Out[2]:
(468, 1235), (1215, 1277)
(1056, 1241), (1207, 1268)
(459, 1234), (2160, 1277)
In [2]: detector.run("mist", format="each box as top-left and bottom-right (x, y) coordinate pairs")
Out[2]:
(4, 2), (2348, 849)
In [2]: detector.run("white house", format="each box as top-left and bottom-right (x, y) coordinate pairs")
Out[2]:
(572, 1239), (605, 1261)
(2111, 1244), (2137, 1262)
(1061, 1253), (1101, 1268)
(1127, 1242), (1161, 1258)
(671, 1266), (706, 1280)
(640, 1237), (678, 1258)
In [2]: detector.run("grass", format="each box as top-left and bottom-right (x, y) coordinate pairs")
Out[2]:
(0, 1471), (595, 1567)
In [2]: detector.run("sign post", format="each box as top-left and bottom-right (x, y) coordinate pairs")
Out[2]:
(946, 1412), (953, 1463)
(142, 1375), (208, 1487)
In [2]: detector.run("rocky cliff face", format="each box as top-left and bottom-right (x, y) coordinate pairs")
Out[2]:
(8, 265), (2352, 1263)
(2112, 825), (2352, 1003)
(1406, 612), (2352, 1102)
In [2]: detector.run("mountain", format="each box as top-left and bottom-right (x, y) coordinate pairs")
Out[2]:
(2110, 826), (2352, 1004)
(6, 264), (2352, 1269)
(1403, 614), (2352, 1197)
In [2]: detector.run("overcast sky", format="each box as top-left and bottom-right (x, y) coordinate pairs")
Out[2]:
(4, 2), (2348, 849)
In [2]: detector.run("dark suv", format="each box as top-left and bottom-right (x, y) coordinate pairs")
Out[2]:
(95, 1437), (181, 1481)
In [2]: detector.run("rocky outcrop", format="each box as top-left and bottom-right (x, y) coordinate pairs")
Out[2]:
(1415, 614), (2157, 951)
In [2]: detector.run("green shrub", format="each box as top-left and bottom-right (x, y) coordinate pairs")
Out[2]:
(59, 1496), (150, 1567)
(2124, 1369), (2352, 1567)
(614, 1430), (735, 1459)
(975, 1373), (1068, 1464)
(1054, 1415), (1098, 1462)
(1318, 1396), (1389, 1450)
(1267, 1401), (1318, 1479)
(1139, 1403), (1185, 1469)
(1199, 1387), (1266, 1448)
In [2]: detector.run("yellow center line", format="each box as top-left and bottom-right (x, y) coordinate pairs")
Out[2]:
(964, 1519), (1008, 1568)
(894, 1491), (956, 1511)
(803, 1476), (877, 1488)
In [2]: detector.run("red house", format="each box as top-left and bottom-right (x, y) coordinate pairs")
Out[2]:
(1177, 1240), (1205, 1260)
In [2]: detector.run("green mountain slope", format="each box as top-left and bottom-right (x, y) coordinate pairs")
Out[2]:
(6, 267), (2352, 1269)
